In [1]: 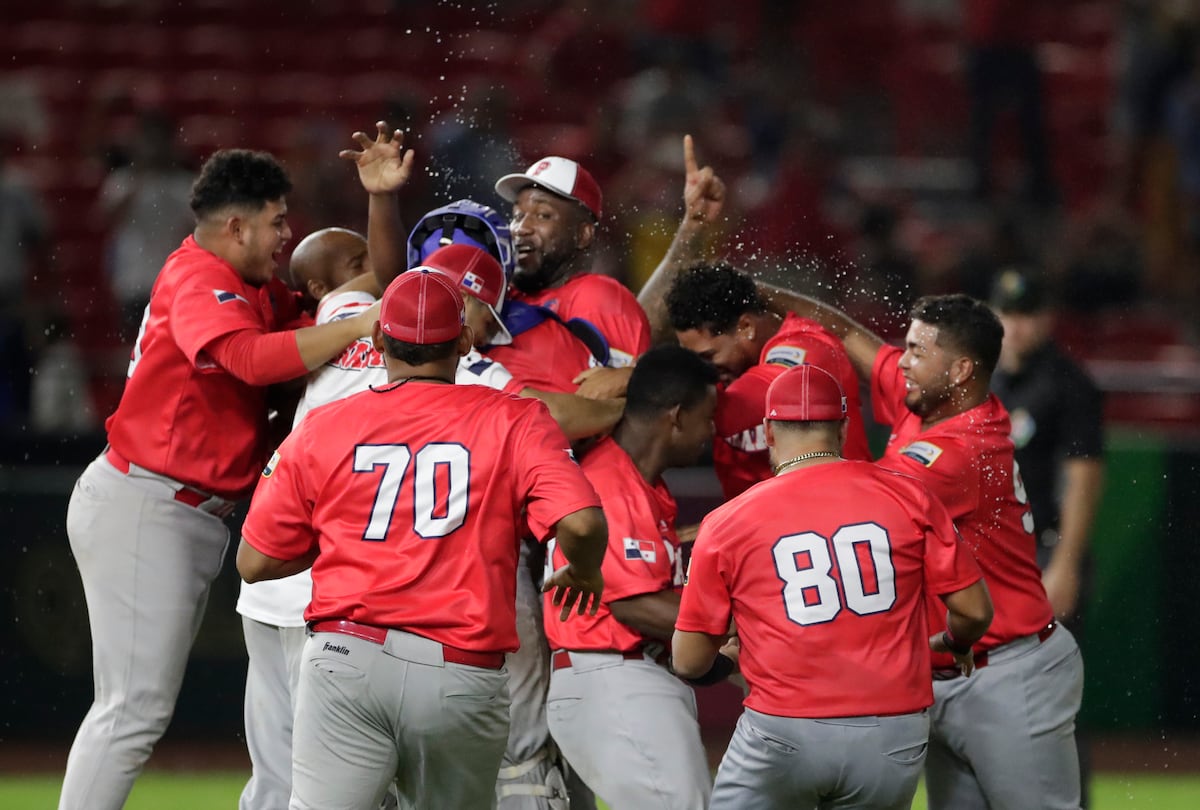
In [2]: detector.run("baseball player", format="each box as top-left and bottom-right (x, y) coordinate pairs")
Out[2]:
(59, 150), (380, 810)
(495, 156), (651, 368)
(660, 262), (873, 497)
(757, 286), (1086, 810)
(235, 231), (621, 809)
(673, 363), (993, 810)
(543, 344), (719, 809)
(236, 268), (609, 810)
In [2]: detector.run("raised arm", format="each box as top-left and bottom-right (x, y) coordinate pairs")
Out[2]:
(339, 121), (416, 289)
(637, 134), (726, 345)
(756, 281), (886, 382)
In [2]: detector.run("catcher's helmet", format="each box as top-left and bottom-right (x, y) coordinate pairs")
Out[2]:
(407, 199), (515, 280)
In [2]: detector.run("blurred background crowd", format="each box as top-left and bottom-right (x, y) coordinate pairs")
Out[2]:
(1, 0), (1198, 437)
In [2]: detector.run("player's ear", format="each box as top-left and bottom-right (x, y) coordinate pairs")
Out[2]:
(226, 213), (244, 244)
(763, 419), (776, 449)
(457, 324), (474, 357)
(667, 403), (684, 432)
(574, 217), (595, 251)
(371, 320), (386, 353)
(949, 355), (975, 386)
(306, 278), (325, 301)
(736, 314), (756, 342)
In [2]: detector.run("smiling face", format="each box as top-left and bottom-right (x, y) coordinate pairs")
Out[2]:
(509, 187), (591, 293)
(236, 198), (292, 286)
(897, 319), (963, 422)
(675, 324), (758, 385)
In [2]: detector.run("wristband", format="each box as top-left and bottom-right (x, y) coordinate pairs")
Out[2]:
(942, 630), (973, 656)
(678, 652), (735, 686)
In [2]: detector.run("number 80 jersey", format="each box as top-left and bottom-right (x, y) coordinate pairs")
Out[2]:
(676, 460), (982, 718)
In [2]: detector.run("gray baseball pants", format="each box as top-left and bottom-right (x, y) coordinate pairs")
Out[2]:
(926, 622), (1084, 810)
(710, 707), (929, 810)
(290, 628), (510, 810)
(239, 619), (307, 810)
(546, 651), (711, 809)
(58, 455), (231, 810)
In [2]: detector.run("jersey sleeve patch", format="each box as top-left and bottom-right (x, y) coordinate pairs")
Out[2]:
(764, 345), (807, 368)
(899, 440), (944, 467)
(261, 449), (281, 478)
(213, 289), (250, 305)
(623, 537), (657, 563)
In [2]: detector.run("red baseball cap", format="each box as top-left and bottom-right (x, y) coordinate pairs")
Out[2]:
(379, 268), (465, 345)
(495, 156), (603, 221)
(420, 244), (512, 345)
(766, 364), (848, 422)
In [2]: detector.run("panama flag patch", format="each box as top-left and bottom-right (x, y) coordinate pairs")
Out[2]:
(214, 290), (249, 305)
(764, 345), (807, 368)
(461, 271), (485, 294)
(624, 537), (657, 563)
(899, 440), (944, 467)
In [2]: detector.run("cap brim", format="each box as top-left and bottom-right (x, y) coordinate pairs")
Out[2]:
(495, 173), (534, 203)
(487, 304), (513, 346)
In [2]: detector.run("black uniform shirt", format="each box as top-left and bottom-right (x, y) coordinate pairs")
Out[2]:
(992, 341), (1104, 545)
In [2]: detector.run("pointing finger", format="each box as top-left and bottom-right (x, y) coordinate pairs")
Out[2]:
(683, 134), (697, 175)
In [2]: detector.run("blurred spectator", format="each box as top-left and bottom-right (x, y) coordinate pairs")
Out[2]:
(841, 202), (918, 338)
(30, 315), (97, 435)
(1059, 209), (1143, 313)
(93, 109), (195, 341)
(963, 0), (1057, 205)
(0, 132), (50, 427)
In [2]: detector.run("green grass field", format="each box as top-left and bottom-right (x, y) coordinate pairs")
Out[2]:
(3, 771), (1198, 809)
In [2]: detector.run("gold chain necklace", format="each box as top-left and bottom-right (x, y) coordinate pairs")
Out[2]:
(772, 451), (840, 476)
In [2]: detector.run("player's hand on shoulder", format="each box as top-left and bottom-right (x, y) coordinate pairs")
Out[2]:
(339, 121), (415, 195)
(573, 366), (633, 400)
(543, 563), (604, 622)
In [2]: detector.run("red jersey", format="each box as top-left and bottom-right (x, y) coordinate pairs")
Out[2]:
(871, 344), (1053, 664)
(713, 313), (872, 499)
(543, 437), (683, 653)
(676, 461), (982, 718)
(241, 381), (601, 654)
(485, 317), (599, 394)
(510, 273), (651, 367)
(106, 236), (305, 498)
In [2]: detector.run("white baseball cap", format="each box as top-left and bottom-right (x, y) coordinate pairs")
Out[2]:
(495, 157), (603, 221)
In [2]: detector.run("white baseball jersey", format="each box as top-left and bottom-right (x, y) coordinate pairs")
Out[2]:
(236, 290), (521, 626)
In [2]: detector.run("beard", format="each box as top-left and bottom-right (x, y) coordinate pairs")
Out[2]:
(511, 247), (576, 294)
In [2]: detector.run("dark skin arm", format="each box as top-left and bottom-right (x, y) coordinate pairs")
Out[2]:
(339, 121), (415, 289)
(544, 506), (608, 621)
(755, 281), (885, 381)
(609, 590), (682, 642)
(236, 541), (319, 583)
(637, 134), (727, 346)
(929, 578), (994, 677)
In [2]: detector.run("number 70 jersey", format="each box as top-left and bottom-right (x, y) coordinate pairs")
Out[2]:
(241, 380), (601, 654)
(676, 460), (983, 719)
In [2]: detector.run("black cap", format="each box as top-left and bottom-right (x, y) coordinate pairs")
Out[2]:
(989, 268), (1049, 314)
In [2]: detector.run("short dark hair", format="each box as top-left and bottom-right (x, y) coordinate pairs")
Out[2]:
(666, 263), (765, 334)
(625, 344), (719, 419)
(911, 294), (1003, 377)
(190, 149), (292, 217)
(380, 333), (459, 366)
